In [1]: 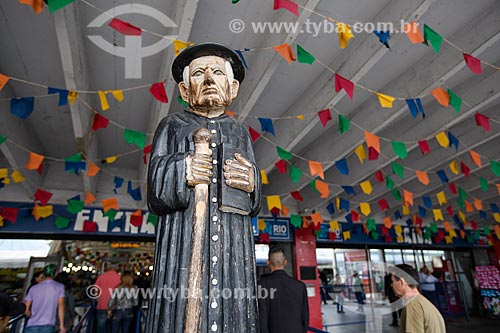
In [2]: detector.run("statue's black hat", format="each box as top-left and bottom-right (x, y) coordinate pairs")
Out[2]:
(171, 43), (245, 84)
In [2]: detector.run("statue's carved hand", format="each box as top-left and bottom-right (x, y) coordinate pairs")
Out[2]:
(223, 153), (255, 193)
(186, 152), (213, 186)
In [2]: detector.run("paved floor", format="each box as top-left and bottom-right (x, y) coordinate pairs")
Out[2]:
(319, 301), (500, 333)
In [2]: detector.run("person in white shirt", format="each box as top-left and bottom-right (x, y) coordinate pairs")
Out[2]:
(419, 266), (439, 306)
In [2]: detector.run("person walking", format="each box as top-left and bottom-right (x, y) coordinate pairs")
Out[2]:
(108, 271), (138, 333)
(333, 274), (345, 313)
(352, 272), (364, 312)
(258, 246), (309, 333)
(95, 264), (121, 333)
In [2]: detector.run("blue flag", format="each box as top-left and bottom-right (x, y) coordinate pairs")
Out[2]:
(10, 97), (35, 119)
(48, 87), (69, 106)
(258, 118), (275, 136)
(336, 159), (349, 175)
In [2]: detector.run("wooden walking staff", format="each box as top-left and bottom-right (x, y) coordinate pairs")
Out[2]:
(185, 128), (212, 333)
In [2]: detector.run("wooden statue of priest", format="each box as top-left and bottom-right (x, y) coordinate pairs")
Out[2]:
(146, 43), (262, 333)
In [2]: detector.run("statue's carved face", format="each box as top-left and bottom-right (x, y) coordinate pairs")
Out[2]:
(179, 56), (239, 117)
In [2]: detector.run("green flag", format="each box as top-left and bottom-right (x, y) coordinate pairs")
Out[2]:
(178, 93), (189, 108)
(290, 165), (302, 184)
(366, 218), (376, 231)
(147, 214), (159, 227)
(338, 115), (350, 134)
(277, 146), (292, 160)
(386, 176), (395, 190)
(448, 89), (462, 113)
(456, 197), (465, 209)
(309, 178), (319, 192)
(458, 187), (467, 201)
(124, 129), (147, 149)
(67, 200), (84, 214)
(423, 227), (431, 240)
(430, 222), (438, 233)
(424, 24), (443, 53)
(490, 160), (500, 176)
(391, 141), (408, 160)
(48, 0), (75, 12)
(103, 209), (118, 222)
(479, 177), (489, 191)
(297, 44), (315, 64)
(55, 216), (71, 229)
(484, 226), (491, 236)
(0, 134), (5, 145)
(391, 162), (404, 179)
(392, 189), (401, 201)
(65, 153), (82, 162)
(291, 214), (302, 228)
(371, 231), (379, 240)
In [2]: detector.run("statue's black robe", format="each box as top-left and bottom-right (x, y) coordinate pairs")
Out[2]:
(146, 110), (261, 332)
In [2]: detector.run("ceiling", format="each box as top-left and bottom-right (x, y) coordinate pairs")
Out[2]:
(0, 0), (499, 230)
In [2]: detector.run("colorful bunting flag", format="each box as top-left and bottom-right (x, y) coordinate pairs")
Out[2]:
(386, 176), (395, 190)
(275, 159), (287, 174)
(336, 22), (354, 49)
(359, 203), (371, 216)
(34, 188), (52, 205)
(435, 132), (449, 148)
(289, 165), (302, 184)
(437, 191), (447, 205)
(474, 112), (491, 131)
(273, 0), (299, 16)
(273, 44), (296, 64)
(431, 87), (449, 107)
(423, 24), (443, 53)
(92, 114), (109, 131)
(342, 186), (356, 195)
(33, 205), (53, 221)
(447, 90), (462, 113)
(25, 152), (44, 170)
(84, 192), (96, 205)
(68, 91), (78, 105)
(0, 73), (9, 91)
(378, 199), (390, 211)
(376, 92), (395, 108)
(149, 82), (168, 103)
(173, 39), (191, 56)
(334, 73), (354, 99)
(391, 162), (404, 179)
(364, 131), (380, 153)
(338, 114), (350, 134)
(87, 161), (100, 177)
(19, 0), (44, 13)
(336, 159), (349, 175)
(267, 195), (282, 211)
(448, 131), (459, 151)
(248, 127), (261, 143)
(463, 53), (482, 74)
(11, 170), (25, 183)
(276, 146), (292, 160)
(403, 190), (413, 206)
(309, 161), (324, 179)
(55, 216), (70, 229)
(318, 109), (332, 127)
(258, 118), (275, 136)
(449, 160), (459, 175)
(296, 44), (315, 64)
(290, 191), (303, 201)
(406, 98), (426, 118)
(491, 160), (500, 176)
(436, 170), (449, 184)
(98, 90), (124, 111)
(404, 21), (424, 44)
(354, 144), (366, 164)
(102, 197), (119, 213)
(109, 18), (142, 36)
(433, 209), (444, 222)
(47, 0), (74, 12)
(373, 31), (390, 48)
(48, 87), (68, 106)
(261, 170), (269, 185)
(124, 129), (147, 149)
(416, 170), (430, 185)
(469, 150), (481, 167)
(10, 97), (35, 119)
(360, 180), (372, 195)
(67, 199), (84, 214)
(392, 141), (408, 159)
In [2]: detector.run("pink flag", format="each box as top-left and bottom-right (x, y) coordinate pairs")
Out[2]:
(317, 109), (332, 127)
(273, 0), (299, 16)
(463, 53), (482, 74)
(334, 74), (354, 99)
(109, 18), (142, 36)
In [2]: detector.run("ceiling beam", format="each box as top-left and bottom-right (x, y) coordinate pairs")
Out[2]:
(53, 8), (96, 196)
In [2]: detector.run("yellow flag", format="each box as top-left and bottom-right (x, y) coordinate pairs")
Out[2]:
(0, 215), (3, 227)
(267, 195), (282, 211)
(105, 156), (117, 164)
(493, 213), (500, 223)
(2, 177), (10, 185)
(436, 191), (447, 205)
(402, 204), (410, 215)
(337, 22), (354, 49)
(261, 170), (269, 185)
(0, 168), (8, 179)
(360, 202), (371, 216)
(335, 197), (340, 210)
(296, 115), (305, 120)
(449, 229), (457, 238)
(98, 91), (109, 111)
(343, 231), (351, 240)
(445, 236), (452, 244)
(329, 220), (339, 231)
(111, 90), (124, 102)
(258, 219), (267, 231)
(11, 170), (25, 183)
(33, 205), (53, 221)
(174, 39), (191, 56)
(433, 209), (444, 221)
(376, 93), (395, 108)
(458, 210), (466, 222)
(449, 160), (459, 175)
(68, 91), (78, 105)
(397, 235), (404, 243)
(394, 225), (403, 235)
(360, 180), (372, 195)
(354, 144), (366, 164)
(435, 131), (449, 148)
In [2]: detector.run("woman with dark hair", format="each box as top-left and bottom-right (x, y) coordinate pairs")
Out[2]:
(26, 271), (44, 294)
(55, 272), (76, 332)
(108, 271), (138, 333)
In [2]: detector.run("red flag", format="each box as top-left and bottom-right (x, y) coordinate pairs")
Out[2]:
(378, 199), (390, 211)
(460, 161), (470, 177)
(130, 210), (143, 227)
(475, 112), (491, 131)
(0, 207), (19, 223)
(34, 188), (53, 205)
(446, 206), (454, 217)
(328, 231), (337, 240)
(375, 170), (384, 183)
(471, 221), (477, 230)
(418, 140), (431, 155)
(317, 109), (332, 127)
(273, 0), (298, 16)
(143, 144), (152, 155)
(463, 53), (482, 74)
(368, 147), (379, 160)
(291, 191), (303, 201)
(149, 82), (168, 103)
(92, 114), (109, 131)
(37, 163), (43, 175)
(270, 207), (281, 217)
(413, 215), (423, 227)
(83, 221), (97, 232)
(334, 74), (354, 99)
(351, 210), (359, 222)
(109, 18), (142, 36)
(448, 182), (458, 194)
(248, 127), (261, 143)
(259, 232), (270, 243)
(275, 159), (287, 174)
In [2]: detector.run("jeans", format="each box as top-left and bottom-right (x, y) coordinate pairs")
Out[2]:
(111, 309), (133, 333)
(96, 309), (109, 333)
(24, 325), (55, 333)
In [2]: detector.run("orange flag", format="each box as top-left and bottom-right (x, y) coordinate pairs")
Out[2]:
(18, 0), (43, 14)
(384, 217), (392, 228)
(101, 197), (119, 212)
(315, 179), (330, 198)
(415, 170), (430, 185)
(225, 110), (235, 118)
(273, 43), (296, 64)
(404, 21), (424, 44)
(473, 197), (483, 210)
(281, 204), (289, 217)
(469, 149), (481, 167)
(497, 184), (500, 195)
(364, 131), (380, 153)
(465, 201), (474, 213)
(25, 152), (44, 170)
(403, 190), (413, 206)
(0, 73), (10, 91)
(310, 212), (323, 225)
(431, 87), (450, 107)
(308, 160), (324, 179)
(87, 161), (100, 177)
(85, 192), (96, 205)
